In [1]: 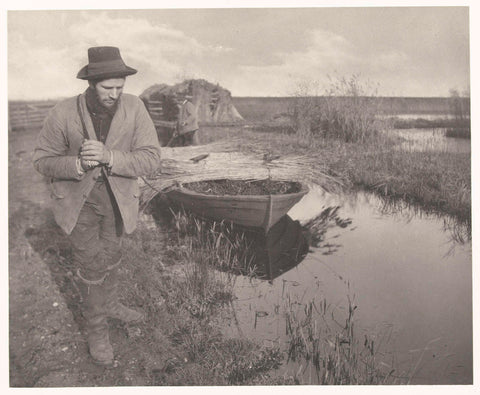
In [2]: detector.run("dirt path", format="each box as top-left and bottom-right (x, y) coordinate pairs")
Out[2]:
(9, 129), (158, 387)
(9, 129), (91, 386)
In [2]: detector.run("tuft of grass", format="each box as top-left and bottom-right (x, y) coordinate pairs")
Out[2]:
(170, 209), (259, 276)
(223, 339), (284, 384)
(283, 293), (401, 385)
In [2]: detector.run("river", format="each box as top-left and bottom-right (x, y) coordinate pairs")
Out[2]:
(221, 187), (472, 384)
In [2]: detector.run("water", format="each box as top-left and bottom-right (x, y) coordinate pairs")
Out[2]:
(222, 187), (472, 384)
(390, 128), (470, 153)
(380, 113), (456, 121)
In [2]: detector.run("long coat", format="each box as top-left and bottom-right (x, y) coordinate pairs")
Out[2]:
(177, 100), (199, 134)
(33, 92), (161, 235)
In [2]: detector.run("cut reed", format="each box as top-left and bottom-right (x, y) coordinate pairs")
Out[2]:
(140, 139), (343, 210)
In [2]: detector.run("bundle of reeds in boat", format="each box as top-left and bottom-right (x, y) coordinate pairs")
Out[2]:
(139, 140), (342, 210)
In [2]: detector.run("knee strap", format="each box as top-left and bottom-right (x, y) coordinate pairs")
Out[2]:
(76, 269), (107, 285)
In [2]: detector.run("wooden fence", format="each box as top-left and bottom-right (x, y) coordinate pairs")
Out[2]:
(9, 100), (57, 131)
(8, 99), (175, 131)
(143, 100), (176, 129)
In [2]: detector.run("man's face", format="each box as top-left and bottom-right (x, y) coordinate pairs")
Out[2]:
(91, 78), (125, 109)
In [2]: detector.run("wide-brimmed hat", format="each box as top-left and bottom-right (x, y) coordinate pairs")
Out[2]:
(77, 46), (137, 80)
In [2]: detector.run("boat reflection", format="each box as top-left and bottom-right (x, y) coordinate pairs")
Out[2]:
(250, 215), (309, 281)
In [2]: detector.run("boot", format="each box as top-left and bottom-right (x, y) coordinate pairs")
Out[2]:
(104, 267), (144, 323)
(77, 270), (114, 366)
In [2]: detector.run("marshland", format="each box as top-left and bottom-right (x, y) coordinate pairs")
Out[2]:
(9, 76), (471, 386)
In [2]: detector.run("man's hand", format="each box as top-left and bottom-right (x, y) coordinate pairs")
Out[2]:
(79, 157), (99, 171)
(80, 140), (111, 165)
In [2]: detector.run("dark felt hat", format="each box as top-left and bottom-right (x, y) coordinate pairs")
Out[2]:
(76, 46), (137, 80)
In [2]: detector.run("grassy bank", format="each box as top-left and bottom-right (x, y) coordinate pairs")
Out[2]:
(199, 126), (471, 233)
(129, 204), (401, 384)
(117, 207), (288, 385)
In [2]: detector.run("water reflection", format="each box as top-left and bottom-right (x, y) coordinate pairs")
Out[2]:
(242, 206), (354, 281)
(148, 186), (472, 384)
(259, 215), (309, 281)
(227, 187), (472, 384)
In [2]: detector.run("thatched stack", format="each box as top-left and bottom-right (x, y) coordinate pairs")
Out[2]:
(140, 79), (244, 125)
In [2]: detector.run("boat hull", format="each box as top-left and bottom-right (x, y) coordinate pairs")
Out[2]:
(166, 182), (309, 231)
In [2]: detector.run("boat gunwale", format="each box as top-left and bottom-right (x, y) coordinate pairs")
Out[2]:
(168, 182), (309, 202)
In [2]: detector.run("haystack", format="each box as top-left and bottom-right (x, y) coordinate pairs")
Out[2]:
(140, 79), (244, 125)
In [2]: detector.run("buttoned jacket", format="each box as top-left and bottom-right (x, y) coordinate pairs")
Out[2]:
(33, 92), (161, 235)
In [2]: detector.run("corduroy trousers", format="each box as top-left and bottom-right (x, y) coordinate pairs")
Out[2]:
(69, 176), (123, 282)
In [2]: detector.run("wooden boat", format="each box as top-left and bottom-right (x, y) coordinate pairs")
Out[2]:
(166, 180), (309, 232)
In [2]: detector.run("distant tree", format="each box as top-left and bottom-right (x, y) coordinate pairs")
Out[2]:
(448, 88), (470, 122)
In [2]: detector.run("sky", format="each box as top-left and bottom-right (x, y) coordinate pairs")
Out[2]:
(7, 6), (470, 100)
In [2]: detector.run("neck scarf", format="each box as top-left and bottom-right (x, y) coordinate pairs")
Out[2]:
(85, 87), (118, 143)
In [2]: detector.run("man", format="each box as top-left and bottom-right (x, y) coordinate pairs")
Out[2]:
(173, 95), (200, 146)
(33, 46), (161, 366)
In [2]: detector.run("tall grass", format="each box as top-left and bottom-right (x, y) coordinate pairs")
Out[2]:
(445, 89), (470, 139)
(339, 141), (471, 229)
(290, 75), (391, 143)
(283, 293), (402, 384)
(117, 210), (287, 385)
(163, 211), (243, 319)
(170, 209), (258, 276)
(285, 76), (470, 230)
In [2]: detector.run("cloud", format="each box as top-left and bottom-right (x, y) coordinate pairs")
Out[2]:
(228, 29), (357, 96)
(7, 9), (470, 99)
(8, 35), (86, 100)
(228, 29), (414, 96)
(8, 12), (232, 100)
(70, 12), (215, 58)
